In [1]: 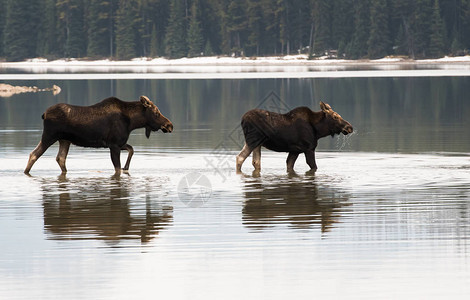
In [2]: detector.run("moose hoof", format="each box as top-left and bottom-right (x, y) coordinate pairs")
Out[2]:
(306, 168), (317, 176)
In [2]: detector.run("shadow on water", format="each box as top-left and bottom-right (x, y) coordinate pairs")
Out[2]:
(40, 174), (173, 246)
(240, 172), (350, 233)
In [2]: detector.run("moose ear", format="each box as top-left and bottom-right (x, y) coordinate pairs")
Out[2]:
(320, 101), (332, 112)
(140, 95), (153, 108)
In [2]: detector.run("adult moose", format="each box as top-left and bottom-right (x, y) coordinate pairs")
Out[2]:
(236, 101), (353, 173)
(24, 95), (173, 175)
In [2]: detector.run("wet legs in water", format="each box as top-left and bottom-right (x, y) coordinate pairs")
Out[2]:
(236, 143), (251, 173)
(122, 144), (134, 171)
(236, 143), (262, 173)
(251, 146), (261, 171)
(56, 140), (71, 173)
(286, 152), (299, 173)
(24, 139), (55, 174)
(110, 144), (135, 175)
(304, 150), (317, 171)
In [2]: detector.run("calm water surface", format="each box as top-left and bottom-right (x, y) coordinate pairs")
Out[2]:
(1, 70), (470, 299)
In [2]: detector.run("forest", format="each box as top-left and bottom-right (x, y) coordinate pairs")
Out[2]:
(1, 0), (470, 62)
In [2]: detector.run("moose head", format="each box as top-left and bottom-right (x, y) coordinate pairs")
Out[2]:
(141, 96), (174, 138)
(319, 101), (353, 137)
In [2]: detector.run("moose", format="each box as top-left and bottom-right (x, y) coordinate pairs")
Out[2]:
(236, 101), (353, 173)
(24, 95), (173, 175)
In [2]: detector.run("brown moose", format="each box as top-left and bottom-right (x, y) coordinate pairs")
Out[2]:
(24, 96), (173, 175)
(236, 102), (353, 173)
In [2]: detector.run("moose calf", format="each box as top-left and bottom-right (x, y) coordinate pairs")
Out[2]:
(236, 101), (353, 173)
(24, 95), (173, 175)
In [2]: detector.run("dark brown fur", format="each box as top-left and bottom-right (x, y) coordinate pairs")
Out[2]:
(24, 96), (173, 175)
(236, 101), (353, 173)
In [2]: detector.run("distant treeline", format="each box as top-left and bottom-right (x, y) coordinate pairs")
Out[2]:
(1, 0), (470, 62)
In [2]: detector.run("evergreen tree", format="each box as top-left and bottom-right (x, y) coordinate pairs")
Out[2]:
(115, 0), (141, 59)
(312, 0), (332, 56)
(428, 0), (446, 58)
(394, 24), (407, 55)
(331, 0), (354, 56)
(145, 0), (170, 57)
(139, 0), (156, 57)
(368, 0), (391, 58)
(57, 0), (87, 58)
(187, 0), (204, 57)
(3, 0), (41, 61)
(0, 0), (7, 57)
(150, 23), (159, 57)
(39, 0), (60, 58)
(204, 39), (214, 56)
(391, 0), (416, 57)
(226, 0), (248, 55)
(413, 0), (433, 58)
(262, 0), (281, 55)
(277, 0), (291, 54)
(292, 0), (312, 53)
(459, 0), (470, 50)
(246, 0), (264, 56)
(87, 0), (114, 58)
(348, 0), (370, 59)
(165, 0), (187, 58)
(200, 0), (223, 55)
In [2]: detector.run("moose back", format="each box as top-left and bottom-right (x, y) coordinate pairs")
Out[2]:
(24, 96), (173, 175)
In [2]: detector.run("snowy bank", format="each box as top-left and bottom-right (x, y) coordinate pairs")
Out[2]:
(2, 54), (470, 68)
(2, 55), (470, 80)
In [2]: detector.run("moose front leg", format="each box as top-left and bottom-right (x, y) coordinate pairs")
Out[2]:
(109, 146), (122, 174)
(286, 152), (300, 173)
(304, 149), (317, 171)
(121, 144), (134, 171)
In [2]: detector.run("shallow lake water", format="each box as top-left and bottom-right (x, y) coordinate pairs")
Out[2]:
(1, 68), (470, 299)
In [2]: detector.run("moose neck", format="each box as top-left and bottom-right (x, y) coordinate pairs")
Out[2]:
(310, 111), (331, 139)
(127, 102), (148, 131)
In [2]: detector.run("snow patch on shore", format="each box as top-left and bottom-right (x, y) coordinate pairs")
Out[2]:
(2, 54), (470, 68)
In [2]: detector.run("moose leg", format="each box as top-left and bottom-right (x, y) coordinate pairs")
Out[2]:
(236, 142), (253, 173)
(121, 144), (134, 171)
(286, 152), (300, 173)
(252, 146), (261, 171)
(304, 150), (318, 171)
(109, 146), (122, 174)
(56, 140), (71, 173)
(24, 140), (55, 174)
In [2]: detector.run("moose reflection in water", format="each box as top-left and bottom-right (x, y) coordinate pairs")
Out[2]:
(41, 175), (172, 245)
(236, 102), (353, 173)
(24, 95), (173, 175)
(242, 175), (349, 232)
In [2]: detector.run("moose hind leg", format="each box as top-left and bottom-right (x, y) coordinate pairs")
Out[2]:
(252, 146), (261, 171)
(286, 152), (300, 173)
(24, 140), (54, 174)
(56, 140), (71, 173)
(121, 144), (134, 171)
(236, 143), (253, 173)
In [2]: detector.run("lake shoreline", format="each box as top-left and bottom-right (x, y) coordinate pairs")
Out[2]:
(2, 54), (470, 68)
